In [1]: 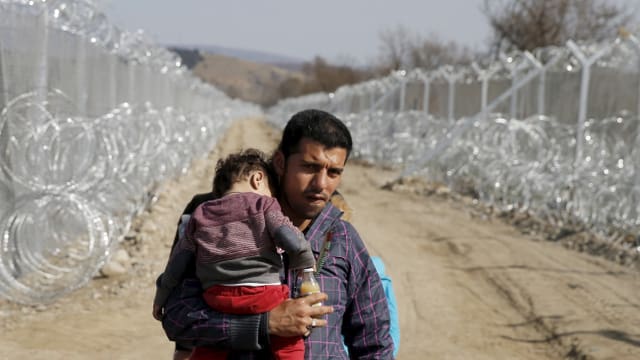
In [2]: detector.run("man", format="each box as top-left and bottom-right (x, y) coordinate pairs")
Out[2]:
(160, 109), (394, 359)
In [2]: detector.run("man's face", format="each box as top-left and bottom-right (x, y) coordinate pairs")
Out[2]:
(275, 138), (347, 229)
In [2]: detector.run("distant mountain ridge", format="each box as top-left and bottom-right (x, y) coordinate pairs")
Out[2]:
(169, 48), (308, 107)
(166, 43), (306, 69)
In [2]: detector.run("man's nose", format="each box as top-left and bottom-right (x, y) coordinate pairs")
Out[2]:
(311, 170), (329, 191)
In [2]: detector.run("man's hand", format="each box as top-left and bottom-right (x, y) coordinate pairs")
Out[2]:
(268, 292), (333, 337)
(152, 304), (164, 321)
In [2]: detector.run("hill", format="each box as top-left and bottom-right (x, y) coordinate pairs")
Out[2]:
(168, 44), (378, 107)
(190, 44), (305, 70)
(191, 52), (308, 107)
(168, 45), (308, 107)
(166, 44), (306, 68)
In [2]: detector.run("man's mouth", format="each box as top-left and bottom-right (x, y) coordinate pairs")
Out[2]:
(305, 193), (327, 203)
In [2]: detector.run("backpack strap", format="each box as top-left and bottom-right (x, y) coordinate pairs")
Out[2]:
(314, 231), (332, 274)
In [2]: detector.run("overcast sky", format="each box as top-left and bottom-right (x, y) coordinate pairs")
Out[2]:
(101, 0), (493, 65)
(102, 0), (640, 65)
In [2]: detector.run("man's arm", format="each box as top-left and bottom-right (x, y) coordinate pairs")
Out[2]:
(153, 212), (197, 320)
(162, 277), (333, 348)
(162, 277), (267, 350)
(153, 249), (193, 317)
(341, 222), (395, 359)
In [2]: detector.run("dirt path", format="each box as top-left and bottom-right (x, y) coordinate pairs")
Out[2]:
(0, 117), (638, 359)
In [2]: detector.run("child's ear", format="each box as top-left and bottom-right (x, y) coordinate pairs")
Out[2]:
(249, 171), (265, 190)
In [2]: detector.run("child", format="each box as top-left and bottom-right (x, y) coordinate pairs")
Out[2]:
(153, 148), (315, 360)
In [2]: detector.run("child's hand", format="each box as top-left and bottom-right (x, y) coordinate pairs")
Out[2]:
(152, 304), (164, 321)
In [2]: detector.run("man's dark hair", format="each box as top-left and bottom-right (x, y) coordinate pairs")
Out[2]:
(212, 148), (278, 197)
(277, 109), (353, 161)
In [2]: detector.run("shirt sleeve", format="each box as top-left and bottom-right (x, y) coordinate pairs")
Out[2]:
(264, 199), (315, 270)
(153, 215), (196, 308)
(340, 222), (395, 359)
(161, 277), (269, 351)
(153, 249), (193, 308)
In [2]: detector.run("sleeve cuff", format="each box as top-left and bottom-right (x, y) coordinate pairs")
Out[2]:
(228, 313), (265, 351)
(260, 312), (270, 348)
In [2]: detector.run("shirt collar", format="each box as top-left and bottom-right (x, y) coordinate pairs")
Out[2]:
(304, 202), (343, 252)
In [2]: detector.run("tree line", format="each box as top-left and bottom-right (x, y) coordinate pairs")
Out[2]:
(173, 0), (635, 106)
(274, 0), (634, 104)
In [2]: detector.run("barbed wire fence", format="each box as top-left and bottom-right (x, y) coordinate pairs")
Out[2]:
(0, 0), (262, 304)
(268, 29), (640, 266)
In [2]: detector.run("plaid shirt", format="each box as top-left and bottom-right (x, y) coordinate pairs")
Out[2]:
(162, 199), (394, 359)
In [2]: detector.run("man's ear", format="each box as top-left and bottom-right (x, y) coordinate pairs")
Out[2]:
(249, 171), (265, 190)
(273, 150), (285, 177)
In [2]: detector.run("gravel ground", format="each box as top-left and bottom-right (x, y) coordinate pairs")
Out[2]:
(1, 117), (639, 359)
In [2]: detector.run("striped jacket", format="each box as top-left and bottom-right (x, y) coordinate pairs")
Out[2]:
(154, 192), (314, 309)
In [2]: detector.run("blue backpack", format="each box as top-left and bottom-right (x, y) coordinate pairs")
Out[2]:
(343, 256), (400, 357)
(371, 256), (400, 357)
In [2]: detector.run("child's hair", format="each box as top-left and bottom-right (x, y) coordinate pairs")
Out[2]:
(329, 190), (353, 222)
(212, 148), (278, 197)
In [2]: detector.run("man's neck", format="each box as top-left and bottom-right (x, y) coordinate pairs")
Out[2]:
(279, 197), (312, 232)
(285, 208), (311, 232)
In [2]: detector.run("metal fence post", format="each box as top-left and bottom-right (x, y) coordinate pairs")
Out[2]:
(524, 51), (545, 115)
(472, 62), (501, 113)
(440, 66), (459, 122)
(419, 71), (431, 116)
(567, 39), (615, 167)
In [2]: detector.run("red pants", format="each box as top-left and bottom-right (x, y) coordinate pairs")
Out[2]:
(190, 284), (304, 360)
